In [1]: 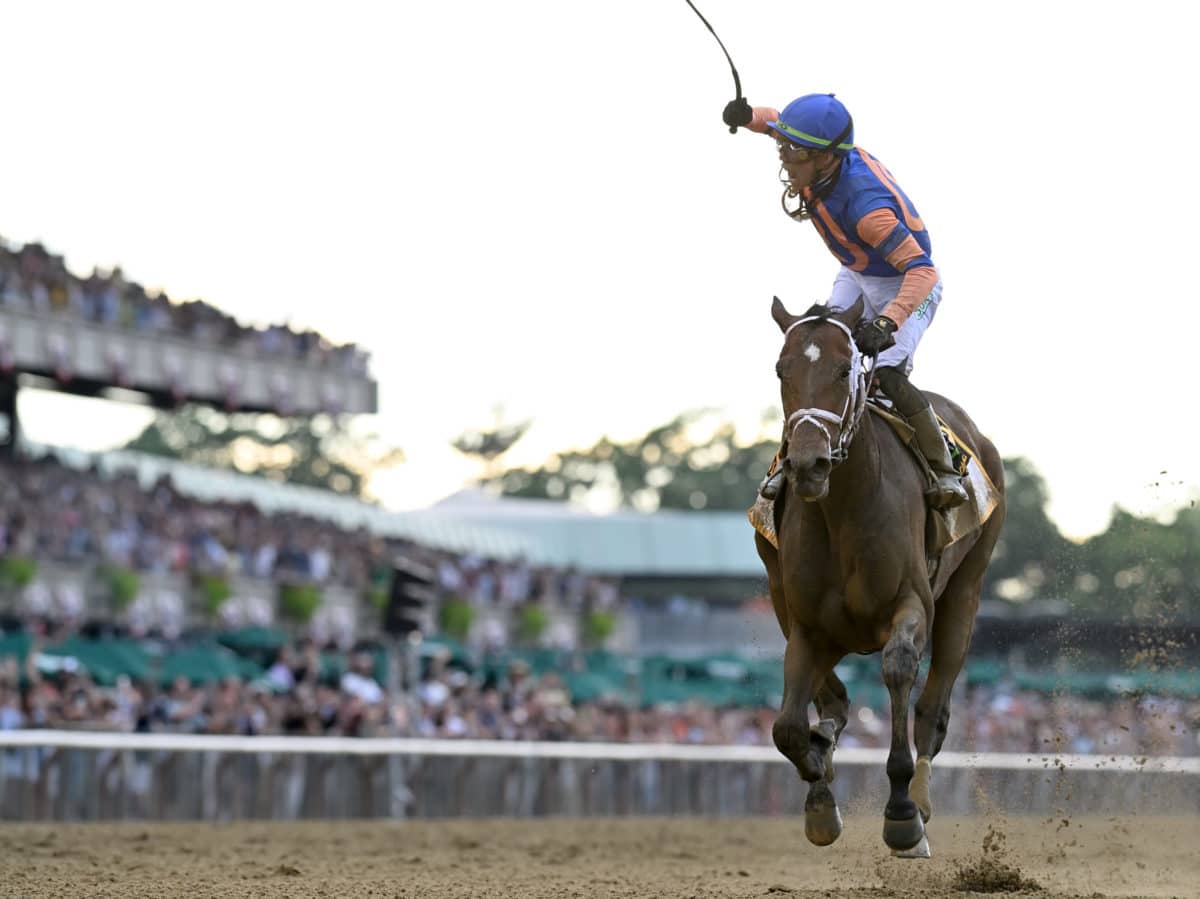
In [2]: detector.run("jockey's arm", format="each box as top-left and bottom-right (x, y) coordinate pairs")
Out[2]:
(855, 209), (939, 330)
(746, 107), (781, 134)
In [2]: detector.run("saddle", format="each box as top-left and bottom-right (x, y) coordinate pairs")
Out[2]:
(747, 400), (1001, 579)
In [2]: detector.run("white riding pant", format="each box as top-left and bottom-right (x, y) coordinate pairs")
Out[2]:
(826, 267), (942, 376)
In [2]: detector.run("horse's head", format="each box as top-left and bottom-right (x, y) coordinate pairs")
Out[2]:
(771, 294), (868, 501)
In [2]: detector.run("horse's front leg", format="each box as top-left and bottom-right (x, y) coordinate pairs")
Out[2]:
(880, 597), (929, 853)
(772, 631), (838, 843)
(802, 669), (850, 846)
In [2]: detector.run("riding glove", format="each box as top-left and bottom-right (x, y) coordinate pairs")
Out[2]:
(722, 98), (753, 130)
(853, 316), (898, 356)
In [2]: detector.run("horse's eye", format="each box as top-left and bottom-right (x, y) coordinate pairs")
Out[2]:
(775, 362), (786, 379)
(839, 366), (851, 380)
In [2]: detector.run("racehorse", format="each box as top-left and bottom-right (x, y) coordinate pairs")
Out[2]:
(755, 295), (1005, 856)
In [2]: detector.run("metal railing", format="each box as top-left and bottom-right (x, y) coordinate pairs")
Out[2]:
(2, 730), (1196, 822)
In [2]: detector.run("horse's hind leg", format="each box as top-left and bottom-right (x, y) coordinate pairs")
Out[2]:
(913, 523), (1000, 822)
(880, 597), (929, 853)
(804, 670), (850, 846)
(814, 669), (850, 767)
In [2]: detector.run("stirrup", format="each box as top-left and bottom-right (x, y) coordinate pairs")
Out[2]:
(759, 468), (785, 501)
(925, 475), (968, 510)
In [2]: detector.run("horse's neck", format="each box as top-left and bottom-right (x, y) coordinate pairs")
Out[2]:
(821, 414), (883, 526)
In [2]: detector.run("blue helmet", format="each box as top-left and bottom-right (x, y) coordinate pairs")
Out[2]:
(767, 94), (854, 155)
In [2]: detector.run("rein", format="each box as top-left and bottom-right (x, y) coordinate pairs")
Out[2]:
(781, 315), (874, 464)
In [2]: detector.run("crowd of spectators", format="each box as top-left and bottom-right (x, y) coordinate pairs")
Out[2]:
(1, 453), (379, 589)
(0, 453), (620, 644)
(2, 622), (1196, 757)
(0, 237), (368, 374)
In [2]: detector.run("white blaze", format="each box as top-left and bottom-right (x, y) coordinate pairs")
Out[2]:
(804, 343), (821, 363)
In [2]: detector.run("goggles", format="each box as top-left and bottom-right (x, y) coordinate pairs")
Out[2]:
(775, 136), (820, 164)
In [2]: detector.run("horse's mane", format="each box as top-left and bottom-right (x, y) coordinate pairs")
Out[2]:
(801, 303), (833, 320)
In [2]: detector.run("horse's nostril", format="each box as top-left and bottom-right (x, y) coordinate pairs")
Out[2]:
(811, 457), (832, 478)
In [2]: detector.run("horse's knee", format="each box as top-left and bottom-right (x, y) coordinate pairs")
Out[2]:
(773, 716), (823, 782)
(882, 638), (919, 690)
(772, 716), (807, 758)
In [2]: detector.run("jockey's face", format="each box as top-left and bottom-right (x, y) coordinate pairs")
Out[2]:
(776, 137), (836, 192)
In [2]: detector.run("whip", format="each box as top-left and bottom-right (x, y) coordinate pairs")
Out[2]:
(683, 0), (749, 134)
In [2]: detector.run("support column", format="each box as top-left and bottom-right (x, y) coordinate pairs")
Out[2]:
(0, 375), (17, 457)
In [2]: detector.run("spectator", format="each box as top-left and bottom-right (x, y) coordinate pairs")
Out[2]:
(0, 238), (371, 372)
(339, 651), (384, 705)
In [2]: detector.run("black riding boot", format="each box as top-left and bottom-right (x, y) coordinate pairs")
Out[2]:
(876, 367), (968, 511)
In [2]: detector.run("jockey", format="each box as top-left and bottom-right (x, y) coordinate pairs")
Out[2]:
(725, 93), (968, 510)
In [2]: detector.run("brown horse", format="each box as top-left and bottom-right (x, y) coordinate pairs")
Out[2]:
(756, 296), (1005, 856)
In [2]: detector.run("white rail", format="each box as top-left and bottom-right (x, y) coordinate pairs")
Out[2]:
(1, 729), (1197, 773)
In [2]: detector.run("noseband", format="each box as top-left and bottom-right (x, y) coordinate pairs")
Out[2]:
(781, 315), (871, 465)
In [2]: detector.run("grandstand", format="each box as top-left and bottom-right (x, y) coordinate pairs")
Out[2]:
(0, 238), (377, 455)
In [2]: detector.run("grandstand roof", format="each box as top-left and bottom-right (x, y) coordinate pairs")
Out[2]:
(425, 488), (763, 577)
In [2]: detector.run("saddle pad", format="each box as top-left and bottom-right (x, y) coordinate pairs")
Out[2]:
(941, 445), (1002, 548)
(747, 492), (778, 549)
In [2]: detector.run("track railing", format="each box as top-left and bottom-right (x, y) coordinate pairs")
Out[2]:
(1, 730), (1196, 821)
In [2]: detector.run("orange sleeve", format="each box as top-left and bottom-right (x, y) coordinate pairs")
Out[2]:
(881, 267), (938, 327)
(747, 106), (780, 134)
(856, 208), (938, 328)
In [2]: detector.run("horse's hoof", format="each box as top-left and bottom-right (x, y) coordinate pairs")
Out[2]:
(804, 782), (842, 847)
(882, 812), (925, 852)
(891, 834), (931, 859)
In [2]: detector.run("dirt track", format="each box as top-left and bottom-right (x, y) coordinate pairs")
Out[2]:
(1, 814), (1196, 898)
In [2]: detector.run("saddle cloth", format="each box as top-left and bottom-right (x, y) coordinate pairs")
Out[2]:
(747, 403), (1001, 563)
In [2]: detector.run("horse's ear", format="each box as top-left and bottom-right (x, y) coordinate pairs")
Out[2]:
(833, 294), (866, 330)
(771, 296), (799, 334)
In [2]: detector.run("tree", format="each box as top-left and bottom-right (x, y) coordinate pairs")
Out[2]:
(487, 408), (780, 512)
(1070, 504), (1200, 619)
(451, 405), (531, 480)
(980, 456), (1077, 605)
(979, 456), (1200, 618)
(121, 405), (404, 498)
(979, 459), (1200, 619)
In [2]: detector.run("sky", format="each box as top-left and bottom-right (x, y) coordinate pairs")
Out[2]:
(2, 0), (1197, 540)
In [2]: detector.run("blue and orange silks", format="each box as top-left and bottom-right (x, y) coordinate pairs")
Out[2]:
(803, 147), (939, 327)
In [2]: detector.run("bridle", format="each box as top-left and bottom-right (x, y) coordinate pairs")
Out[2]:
(781, 315), (872, 465)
